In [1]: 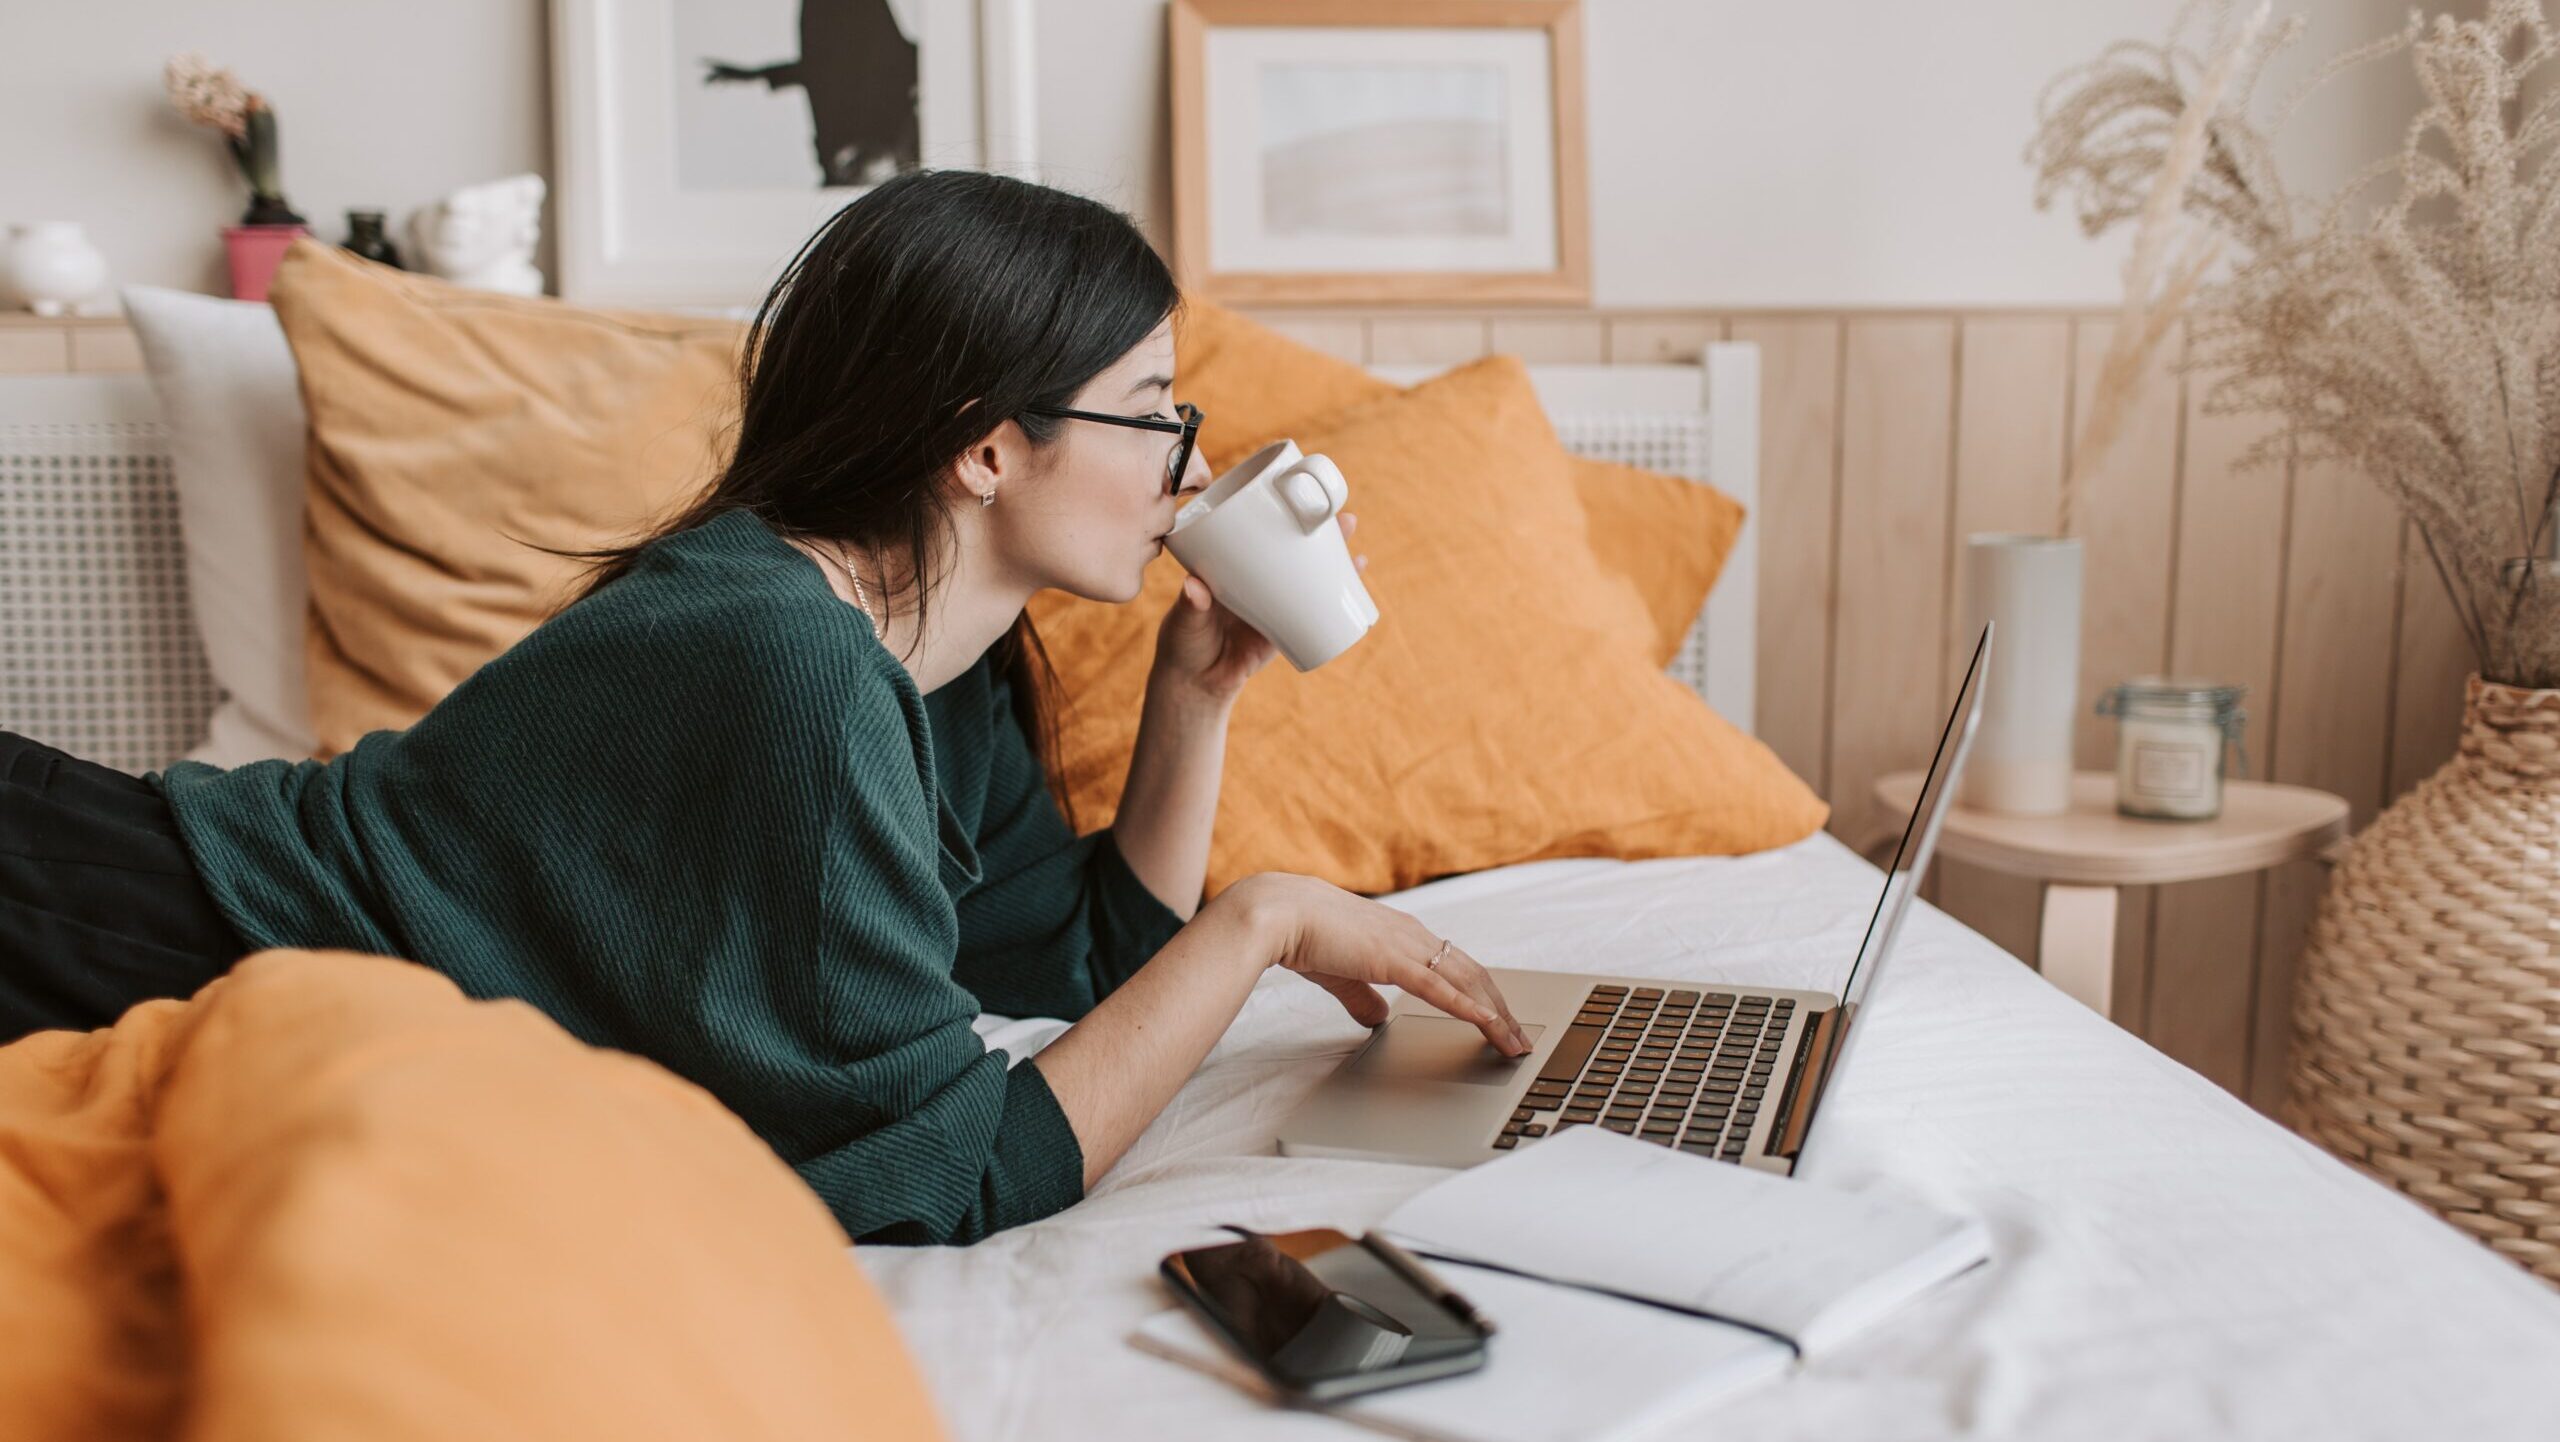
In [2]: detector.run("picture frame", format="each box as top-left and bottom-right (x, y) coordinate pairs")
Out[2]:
(1168, 0), (1589, 307)
(552, 0), (1040, 308)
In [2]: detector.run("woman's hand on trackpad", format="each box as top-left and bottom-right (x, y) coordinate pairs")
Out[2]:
(1216, 873), (1530, 1056)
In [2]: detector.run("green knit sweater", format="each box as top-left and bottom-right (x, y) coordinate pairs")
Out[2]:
(154, 510), (1190, 1245)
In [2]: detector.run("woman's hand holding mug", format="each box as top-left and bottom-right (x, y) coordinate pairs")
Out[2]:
(1151, 512), (1364, 706)
(1159, 439), (1381, 677)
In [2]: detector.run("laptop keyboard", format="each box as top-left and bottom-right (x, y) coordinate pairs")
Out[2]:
(1496, 985), (1795, 1163)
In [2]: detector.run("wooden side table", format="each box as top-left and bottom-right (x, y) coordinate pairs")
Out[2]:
(1871, 771), (2350, 1015)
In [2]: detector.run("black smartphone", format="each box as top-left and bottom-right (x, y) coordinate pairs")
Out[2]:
(1161, 1226), (1493, 1404)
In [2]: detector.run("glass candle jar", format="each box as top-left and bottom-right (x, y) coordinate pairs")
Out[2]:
(2095, 677), (2247, 820)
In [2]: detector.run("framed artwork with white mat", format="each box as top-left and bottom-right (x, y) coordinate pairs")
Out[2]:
(1169, 0), (1590, 307)
(553, 0), (1039, 308)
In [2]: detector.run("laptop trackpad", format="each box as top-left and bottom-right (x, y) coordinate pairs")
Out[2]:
(1347, 1018), (1545, 1088)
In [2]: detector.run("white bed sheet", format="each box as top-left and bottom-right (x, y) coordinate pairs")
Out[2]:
(875, 834), (2560, 1441)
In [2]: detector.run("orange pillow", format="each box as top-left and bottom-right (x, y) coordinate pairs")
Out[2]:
(1027, 356), (1826, 898)
(1174, 298), (1743, 665)
(1574, 455), (1745, 661)
(268, 240), (745, 756)
(0, 949), (943, 1442)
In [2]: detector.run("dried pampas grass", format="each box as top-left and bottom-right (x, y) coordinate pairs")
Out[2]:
(2031, 2), (2305, 255)
(2035, 2), (2272, 540)
(2032, 0), (2560, 688)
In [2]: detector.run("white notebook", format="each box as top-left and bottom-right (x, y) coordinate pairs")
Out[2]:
(1131, 1127), (1990, 1442)
(1382, 1124), (1992, 1356)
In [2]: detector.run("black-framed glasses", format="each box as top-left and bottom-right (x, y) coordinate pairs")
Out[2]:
(1022, 401), (1204, 496)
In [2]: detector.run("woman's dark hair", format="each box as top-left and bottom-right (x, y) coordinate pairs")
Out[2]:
(575, 169), (1183, 823)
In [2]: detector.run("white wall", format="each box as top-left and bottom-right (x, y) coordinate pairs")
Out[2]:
(4, 0), (553, 299)
(1, 0), (2429, 306)
(1574, 0), (2421, 306)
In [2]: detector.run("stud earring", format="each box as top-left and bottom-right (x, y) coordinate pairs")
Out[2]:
(980, 486), (998, 508)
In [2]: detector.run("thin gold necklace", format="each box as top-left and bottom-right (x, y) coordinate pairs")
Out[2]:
(825, 543), (882, 642)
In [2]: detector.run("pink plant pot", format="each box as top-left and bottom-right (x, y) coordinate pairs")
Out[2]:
(222, 224), (308, 302)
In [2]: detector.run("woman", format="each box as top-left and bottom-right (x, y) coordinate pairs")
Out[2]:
(0, 171), (1527, 1245)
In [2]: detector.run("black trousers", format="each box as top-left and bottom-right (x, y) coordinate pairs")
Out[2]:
(0, 729), (248, 1044)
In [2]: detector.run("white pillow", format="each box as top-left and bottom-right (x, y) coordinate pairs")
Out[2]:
(122, 285), (318, 766)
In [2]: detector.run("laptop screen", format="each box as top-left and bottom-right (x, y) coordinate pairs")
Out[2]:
(1832, 623), (1991, 1016)
(1784, 624), (1992, 1170)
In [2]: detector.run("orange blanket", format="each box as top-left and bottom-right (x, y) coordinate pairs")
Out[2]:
(0, 950), (943, 1442)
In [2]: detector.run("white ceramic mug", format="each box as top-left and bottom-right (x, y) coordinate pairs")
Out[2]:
(1165, 438), (1380, 671)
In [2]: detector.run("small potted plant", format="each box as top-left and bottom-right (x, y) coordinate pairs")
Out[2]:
(164, 53), (308, 301)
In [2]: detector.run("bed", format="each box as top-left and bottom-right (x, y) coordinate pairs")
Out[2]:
(8, 353), (2558, 1439)
(888, 836), (2560, 1440)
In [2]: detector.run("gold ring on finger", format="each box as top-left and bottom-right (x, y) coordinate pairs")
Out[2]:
(1425, 939), (1453, 972)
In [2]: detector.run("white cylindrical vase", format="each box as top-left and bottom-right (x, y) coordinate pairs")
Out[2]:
(1958, 534), (2083, 816)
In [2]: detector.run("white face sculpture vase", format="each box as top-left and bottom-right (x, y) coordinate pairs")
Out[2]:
(410, 173), (546, 295)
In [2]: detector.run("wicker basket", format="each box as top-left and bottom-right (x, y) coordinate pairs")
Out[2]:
(2289, 675), (2560, 1283)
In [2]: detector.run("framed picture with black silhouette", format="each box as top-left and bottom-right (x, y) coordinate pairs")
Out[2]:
(1168, 0), (1590, 307)
(554, 0), (1038, 307)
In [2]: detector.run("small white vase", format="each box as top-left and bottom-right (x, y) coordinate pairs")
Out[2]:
(1958, 533), (2083, 815)
(6, 222), (110, 317)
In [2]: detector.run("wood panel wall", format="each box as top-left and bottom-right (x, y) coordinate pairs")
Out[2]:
(0, 314), (146, 375)
(1241, 305), (2470, 1118)
(5, 307), (2472, 1116)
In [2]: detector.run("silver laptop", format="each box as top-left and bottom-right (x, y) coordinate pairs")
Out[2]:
(1276, 624), (1992, 1176)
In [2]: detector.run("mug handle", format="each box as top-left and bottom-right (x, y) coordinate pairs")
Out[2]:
(1276, 455), (1349, 533)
